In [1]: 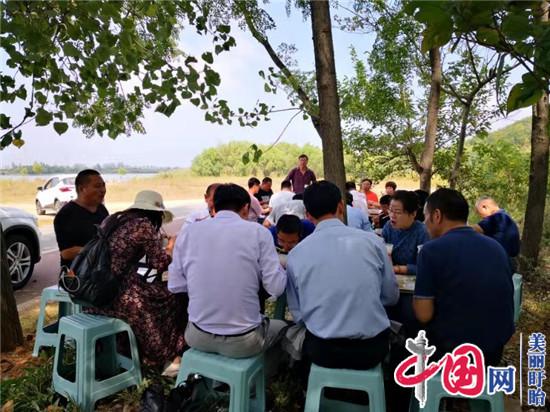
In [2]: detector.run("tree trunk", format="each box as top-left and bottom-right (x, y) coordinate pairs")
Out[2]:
(1, 226), (24, 352)
(419, 47), (442, 192)
(520, 0), (550, 273)
(449, 102), (472, 189)
(310, 0), (346, 196)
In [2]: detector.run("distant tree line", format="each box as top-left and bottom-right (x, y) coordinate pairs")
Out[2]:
(0, 162), (174, 175)
(191, 141), (323, 177)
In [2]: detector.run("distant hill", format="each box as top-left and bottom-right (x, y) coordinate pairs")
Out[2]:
(472, 116), (531, 150)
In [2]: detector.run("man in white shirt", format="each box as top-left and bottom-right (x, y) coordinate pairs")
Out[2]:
(183, 183), (220, 227)
(345, 181), (368, 213)
(269, 180), (295, 210)
(263, 194), (306, 228)
(168, 183), (287, 358)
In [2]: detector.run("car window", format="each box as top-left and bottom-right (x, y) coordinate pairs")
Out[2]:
(49, 177), (60, 187)
(62, 177), (75, 185)
(43, 178), (54, 189)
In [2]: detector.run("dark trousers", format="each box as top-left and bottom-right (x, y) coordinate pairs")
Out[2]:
(303, 328), (390, 370)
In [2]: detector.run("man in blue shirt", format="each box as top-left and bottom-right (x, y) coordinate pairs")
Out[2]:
(268, 214), (315, 254)
(414, 188), (515, 366)
(285, 181), (398, 369)
(345, 192), (373, 231)
(474, 197), (520, 269)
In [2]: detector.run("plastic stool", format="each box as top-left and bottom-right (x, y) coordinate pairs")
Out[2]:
(175, 348), (265, 412)
(305, 363), (386, 412)
(33, 285), (83, 357)
(409, 371), (504, 412)
(52, 314), (142, 412)
(513, 273), (523, 324)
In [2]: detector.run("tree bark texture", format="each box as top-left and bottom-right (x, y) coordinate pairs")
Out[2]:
(1, 226), (24, 352)
(419, 47), (442, 192)
(520, 0), (550, 273)
(449, 102), (472, 189)
(310, 0), (347, 196)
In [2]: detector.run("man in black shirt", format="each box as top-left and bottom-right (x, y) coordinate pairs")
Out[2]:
(54, 169), (108, 267)
(254, 177), (274, 206)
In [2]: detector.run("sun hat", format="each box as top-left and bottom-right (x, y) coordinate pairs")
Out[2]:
(126, 190), (174, 223)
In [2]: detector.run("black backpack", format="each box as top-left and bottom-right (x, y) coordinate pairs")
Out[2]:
(59, 213), (129, 308)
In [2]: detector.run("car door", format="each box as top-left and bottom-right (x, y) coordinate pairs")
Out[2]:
(42, 177), (59, 207)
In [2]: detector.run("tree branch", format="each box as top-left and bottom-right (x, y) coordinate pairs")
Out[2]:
(237, 2), (320, 133)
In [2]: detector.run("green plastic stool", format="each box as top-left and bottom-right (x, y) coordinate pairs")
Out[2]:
(304, 363), (386, 412)
(409, 371), (504, 412)
(52, 314), (142, 412)
(512, 273), (523, 324)
(33, 285), (83, 357)
(175, 348), (265, 412)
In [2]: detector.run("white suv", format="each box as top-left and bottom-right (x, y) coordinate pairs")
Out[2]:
(0, 207), (42, 289)
(35, 175), (76, 214)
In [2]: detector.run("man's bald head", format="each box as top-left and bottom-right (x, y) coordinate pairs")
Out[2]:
(475, 197), (500, 218)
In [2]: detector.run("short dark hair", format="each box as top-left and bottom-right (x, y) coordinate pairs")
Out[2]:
(214, 184), (251, 213)
(205, 183), (221, 197)
(425, 188), (469, 222)
(248, 177), (260, 188)
(276, 214), (301, 235)
(360, 178), (373, 185)
(292, 193), (304, 200)
(75, 169), (101, 193)
(281, 180), (292, 190)
(298, 154), (309, 160)
(303, 180), (342, 219)
(392, 190), (419, 214)
(380, 194), (392, 206)
(385, 181), (397, 190)
(261, 177), (272, 184)
(345, 192), (353, 206)
(345, 181), (356, 191)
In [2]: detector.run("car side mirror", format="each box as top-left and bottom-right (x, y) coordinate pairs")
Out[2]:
(37, 186), (43, 191)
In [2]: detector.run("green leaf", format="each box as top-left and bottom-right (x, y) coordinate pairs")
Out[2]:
(190, 98), (200, 106)
(217, 24), (231, 34)
(201, 52), (213, 64)
(242, 152), (250, 164)
(506, 81), (543, 113)
(35, 108), (53, 126)
(253, 149), (263, 163)
(63, 43), (80, 58)
(264, 84), (271, 93)
(53, 122), (69, 135)
(501, 13), (531, 42)
(35, 91), (47, 105)
(476, 28), (500, 46)
(0, 114), (11, 129)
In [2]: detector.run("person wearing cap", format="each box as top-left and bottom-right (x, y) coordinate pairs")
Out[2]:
(87, 190), (186, 375)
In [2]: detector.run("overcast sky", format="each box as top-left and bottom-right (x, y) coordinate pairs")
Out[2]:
(0, 2), (529, 168)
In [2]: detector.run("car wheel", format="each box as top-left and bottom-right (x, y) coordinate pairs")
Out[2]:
(6, 234), (35, 290)
(36, 200), (45, 215)
(54, 199), (62, 212)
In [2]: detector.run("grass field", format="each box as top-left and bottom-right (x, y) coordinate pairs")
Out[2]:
(0, 169), (433, 206)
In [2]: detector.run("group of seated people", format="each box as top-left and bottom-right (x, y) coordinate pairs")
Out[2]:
(53, 168), (521, 408)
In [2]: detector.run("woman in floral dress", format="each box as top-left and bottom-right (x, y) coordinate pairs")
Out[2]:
(89, 190), (186, 370)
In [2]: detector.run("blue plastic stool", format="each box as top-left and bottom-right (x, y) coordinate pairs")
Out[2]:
(513, 273), (523, 324)
(52, 314), (142, 412)
(304, 363), (386, 412)
(33, 285), (83, 357)
(175, 348), (265, 412)
(409, 371), (504, 412)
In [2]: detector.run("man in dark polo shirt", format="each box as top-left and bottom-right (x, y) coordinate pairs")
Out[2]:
(414, 188), (514, 366)
(285, 154), (316, 195)
(54, 169), (108, 267)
